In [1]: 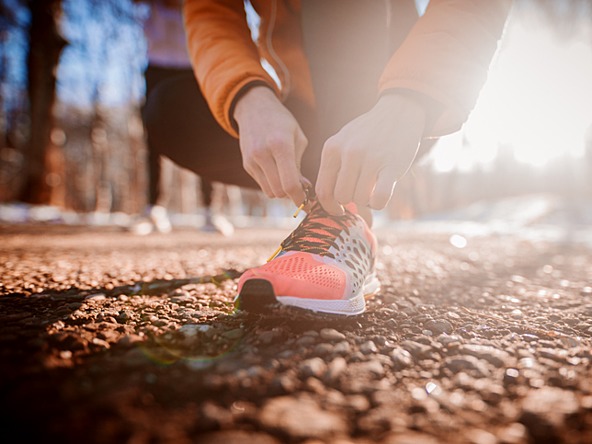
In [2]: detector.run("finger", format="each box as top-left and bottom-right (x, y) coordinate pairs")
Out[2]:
(248, 163), (276, 198)
(315, 142), (344, 215)
(277, 159), (305, 204)
(254, 154), (287, 198)
(369, 168), (397, 210)
(275, 131), (307, 205)
(334, 154), (361, 206)
(353, 163), (379, 208)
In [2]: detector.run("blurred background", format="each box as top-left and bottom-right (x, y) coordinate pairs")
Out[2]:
(0, 0), (591, 234)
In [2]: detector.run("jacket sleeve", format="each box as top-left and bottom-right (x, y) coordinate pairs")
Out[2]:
(379, 0), (512, 137)
(184, 0), (280, 138)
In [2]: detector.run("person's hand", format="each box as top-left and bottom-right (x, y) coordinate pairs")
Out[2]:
(315, 92), (426, 215)
(233, 86), (308, 205)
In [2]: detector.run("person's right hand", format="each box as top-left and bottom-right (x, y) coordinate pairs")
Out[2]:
(233, 86), (308, 205)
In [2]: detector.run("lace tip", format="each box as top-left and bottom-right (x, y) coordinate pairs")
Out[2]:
(292, 202), (305, 218)
(267, 245), (282, 262)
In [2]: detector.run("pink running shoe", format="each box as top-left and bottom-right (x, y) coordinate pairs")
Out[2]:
(236, 201), (380, 315)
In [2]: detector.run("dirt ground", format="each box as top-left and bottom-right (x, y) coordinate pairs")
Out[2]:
(1, 223), (591, 444)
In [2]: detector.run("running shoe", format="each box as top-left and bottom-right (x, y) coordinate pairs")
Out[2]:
(236, 201), (380, 315)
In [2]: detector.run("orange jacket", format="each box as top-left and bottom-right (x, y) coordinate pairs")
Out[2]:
(184, 0), (511, 139)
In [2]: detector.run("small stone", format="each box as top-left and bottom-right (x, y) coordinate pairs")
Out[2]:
(118, 334), (143, 346)
(360, 341), (378, 355)
(91, 338), (110, 349)
(401, 340), (433, 360)
(458, 344), (511, 368)
(503, 368), (520, 385)
(424, 319), (454, 335)
(85, 293), (106, 301)
(259, 330), (281, 345)
(300, 357), (327, 379)
(201, 401), (233, 428)
(320, 328), (346, 342)
(497, 423), (527, 444)
(271, 375), (297, 394)
(313, 343), (334, 356)
(297, 336), (317, 346)
(444, 356), (490, 378)
(259, 397), (348, 439)
(346, 394), (370, 412)
(510, 309), (524, 319)
(465, 429), (497, 444)
(333, 341), (351, 355)
(437, 334), (461, 346)
(59, 350), (72, 359)
(390, 348), (413, 369)
(325, 357), (347, 383)
(349, 360), (384, 378)
(522, 386), (579, 417)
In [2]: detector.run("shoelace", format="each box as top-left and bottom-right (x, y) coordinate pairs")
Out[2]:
(267, 201), (358, 261)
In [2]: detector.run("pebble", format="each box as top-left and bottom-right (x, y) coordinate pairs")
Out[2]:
(520, 387), (579, 442)
(522, 386), (579, 417)
(349, 360), (385, 379)
(497, 423), (527, 444)
(360, 340), (378, 355)
(320, 328), (346, 342)
(271, 375), (297, 394)
(510, 309), (524, 319)
(85, 293), (106, 301)
(390, 348), (413, 369)
(424, 319), (454, 335)
(313, 343), (334, 356)
(444, 356), (491, 378)
(300, 357), (327, 379)
(436, 334), (461, 346)
(333, 341), (352, 355)
(465, 429), (497, 444)
(458, 344), (511, 368)
(325, 357), (347, 383)
(297, 336), (317, 346)
(259, 397), (348, 439)
(401, 340), (433, 360)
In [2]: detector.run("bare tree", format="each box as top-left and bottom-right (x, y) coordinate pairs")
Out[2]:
(20, 0), (67, 204)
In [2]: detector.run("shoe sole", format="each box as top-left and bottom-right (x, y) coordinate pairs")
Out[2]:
(236, 274), (380, 316)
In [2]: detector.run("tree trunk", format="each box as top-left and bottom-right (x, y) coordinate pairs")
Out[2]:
(20, 0), (67, 204)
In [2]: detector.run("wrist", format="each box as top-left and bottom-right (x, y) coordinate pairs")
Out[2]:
(233, 84), (278, 126)
(379, 89), (441, 134)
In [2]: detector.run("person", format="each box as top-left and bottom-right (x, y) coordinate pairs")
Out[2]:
(133, 0), (234, 236)
(151, 0), (511, 314)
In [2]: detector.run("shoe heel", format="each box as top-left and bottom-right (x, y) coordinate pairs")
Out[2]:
(236, 279), (276, 312)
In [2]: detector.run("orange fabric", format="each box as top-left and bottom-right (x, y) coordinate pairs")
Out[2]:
(184, 0), (511, 138)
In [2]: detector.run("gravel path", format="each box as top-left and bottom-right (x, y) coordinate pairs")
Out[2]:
(1, 224), (591, 443)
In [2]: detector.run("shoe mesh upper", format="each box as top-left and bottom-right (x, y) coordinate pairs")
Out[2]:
(261, 254), (345, 290)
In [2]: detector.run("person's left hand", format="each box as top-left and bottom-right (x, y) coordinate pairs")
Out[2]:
(315, 92), (427, 215)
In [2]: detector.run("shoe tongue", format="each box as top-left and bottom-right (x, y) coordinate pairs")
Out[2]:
(344, 202), (359, 214)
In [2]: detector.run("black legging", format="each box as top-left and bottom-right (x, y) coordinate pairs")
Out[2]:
(143, 65), (221, 206)
(143, 1), (423, 193)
